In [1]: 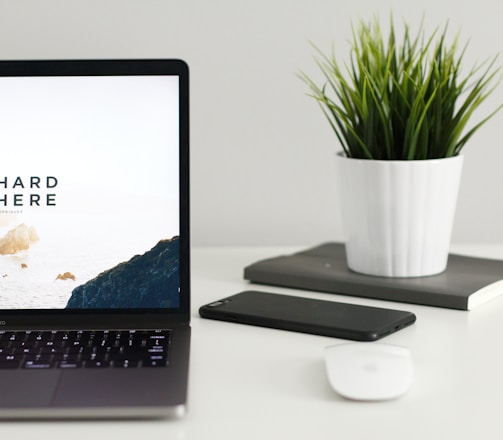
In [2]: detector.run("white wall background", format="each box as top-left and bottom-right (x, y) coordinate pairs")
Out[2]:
(0, 0), (502, 247)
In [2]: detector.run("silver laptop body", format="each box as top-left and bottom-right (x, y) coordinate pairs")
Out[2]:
(0, 59), (190, 419)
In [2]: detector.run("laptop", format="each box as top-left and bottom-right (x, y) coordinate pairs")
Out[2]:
(0, 59), (190, 419)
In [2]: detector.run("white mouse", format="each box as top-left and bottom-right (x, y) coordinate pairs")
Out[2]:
(325, 342), (413, 401)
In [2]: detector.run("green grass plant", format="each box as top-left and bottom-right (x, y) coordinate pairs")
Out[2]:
(302, 16), (503, 160)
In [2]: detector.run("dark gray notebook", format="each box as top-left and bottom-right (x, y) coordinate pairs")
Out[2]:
(243, 243), (503, 310)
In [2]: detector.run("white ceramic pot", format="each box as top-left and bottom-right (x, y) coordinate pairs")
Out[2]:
(335, 152), (464, 277)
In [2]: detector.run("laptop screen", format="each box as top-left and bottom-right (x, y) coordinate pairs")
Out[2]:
(0, 60), (189, 314)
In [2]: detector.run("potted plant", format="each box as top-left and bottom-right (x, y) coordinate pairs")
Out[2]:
(302, 16), (502, 277)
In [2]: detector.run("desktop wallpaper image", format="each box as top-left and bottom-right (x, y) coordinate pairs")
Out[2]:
(0, 75), (181, 310)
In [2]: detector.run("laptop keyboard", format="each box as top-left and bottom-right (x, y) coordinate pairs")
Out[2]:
(0, 330), (170, 369)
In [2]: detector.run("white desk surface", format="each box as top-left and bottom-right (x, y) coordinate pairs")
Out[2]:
(3, 244), (503, 439)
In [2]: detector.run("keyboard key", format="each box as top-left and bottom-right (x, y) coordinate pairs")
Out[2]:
(57, 361), (82, 369)
(114, 360), (139, 368)
(23, 361), (54, 369)
(0, 360), (21, 369)
(85, 360), (110, 368)
(143, 359), (168, 367)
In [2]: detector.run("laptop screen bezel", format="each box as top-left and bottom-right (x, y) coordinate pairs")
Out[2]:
(0, 59), (190, 329)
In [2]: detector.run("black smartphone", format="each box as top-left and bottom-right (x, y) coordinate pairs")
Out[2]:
(199, 290), (416, 341)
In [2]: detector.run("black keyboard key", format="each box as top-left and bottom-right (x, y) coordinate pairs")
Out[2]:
(11, 347), (37, 355)
(25, 354), (53, 362)
(85, 360), (110, 368)
(114, 360), (139, 368)
(143, 359), (168, 367)
(0, 360), (21, 369)
(0, 354), (20, 362)
(53, 353), (80, 362)
(57, 361), (82, 369)
(23, 360), (54, 369)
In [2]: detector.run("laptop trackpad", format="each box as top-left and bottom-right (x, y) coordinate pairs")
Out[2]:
(0, 371), (61, 407)
(54, 369), (170, 406)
